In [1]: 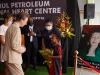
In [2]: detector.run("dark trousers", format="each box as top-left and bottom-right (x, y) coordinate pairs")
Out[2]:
(25, 42), (38, 68)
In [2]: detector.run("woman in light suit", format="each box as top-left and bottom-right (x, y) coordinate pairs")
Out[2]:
(3, 12), (29, 75)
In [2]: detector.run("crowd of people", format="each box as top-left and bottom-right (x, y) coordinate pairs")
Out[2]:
(0, 12), (62, 75)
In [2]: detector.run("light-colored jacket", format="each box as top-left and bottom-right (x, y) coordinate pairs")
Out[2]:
(3, 22), (23, 64)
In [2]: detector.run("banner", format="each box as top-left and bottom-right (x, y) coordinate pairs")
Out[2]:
(0, 0), (67, 29)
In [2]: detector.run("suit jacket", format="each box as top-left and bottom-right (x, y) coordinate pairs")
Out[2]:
(21, 25), (40, 49)
(3, 22), (23, 64)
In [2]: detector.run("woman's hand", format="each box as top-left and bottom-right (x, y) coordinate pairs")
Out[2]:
(20, 46), (26, 53)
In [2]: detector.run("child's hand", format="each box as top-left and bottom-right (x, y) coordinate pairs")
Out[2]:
(44, 55), (51, 60)
(47, 55), (51, 59)
(44, 55), (49, 60)
(44, 48), (49, 51)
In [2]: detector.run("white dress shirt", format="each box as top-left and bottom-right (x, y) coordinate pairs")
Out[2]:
(29, 26), (33, 42)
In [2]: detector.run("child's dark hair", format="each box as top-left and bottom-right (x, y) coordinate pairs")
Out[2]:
(3, 13), (13, 20)
(44, 18), (53, 24)
(15, 12), (29, 21)
(52, 31), (61, 41)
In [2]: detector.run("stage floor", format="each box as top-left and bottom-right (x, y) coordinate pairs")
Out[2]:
(0, 63), (73, 75)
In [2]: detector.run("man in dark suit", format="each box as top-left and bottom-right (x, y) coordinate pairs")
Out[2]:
(22, 18), (40, 71)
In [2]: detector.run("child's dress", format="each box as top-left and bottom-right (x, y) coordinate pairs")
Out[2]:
(49, 45), (62, 75)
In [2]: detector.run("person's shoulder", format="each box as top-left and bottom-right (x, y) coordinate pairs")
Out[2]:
(41, 29), (48, 36)
(52, 27), (61, 35)
(11, 22), (19, 28)
(0, 24), (8, 31)
(0, 24), (6, 28)
(53, 27), (60, 32)
(23, 25), (29, 29)
(57, 45), (61, 49)
(42, 29), (47, 32)
(9, 23), (20, 31)
(25, 25), (29, 27)
(0, 24), (4, 26)
(53, 27), (59, 30)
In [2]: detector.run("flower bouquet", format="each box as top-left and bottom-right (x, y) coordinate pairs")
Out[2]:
(56, 12), (75, 38)
(39, 49), (53, 67)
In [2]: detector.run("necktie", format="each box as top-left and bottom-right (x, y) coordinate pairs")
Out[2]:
(30, 27), (33, 42)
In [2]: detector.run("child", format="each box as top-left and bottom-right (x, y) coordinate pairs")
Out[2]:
(46, 32), (62, 75)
